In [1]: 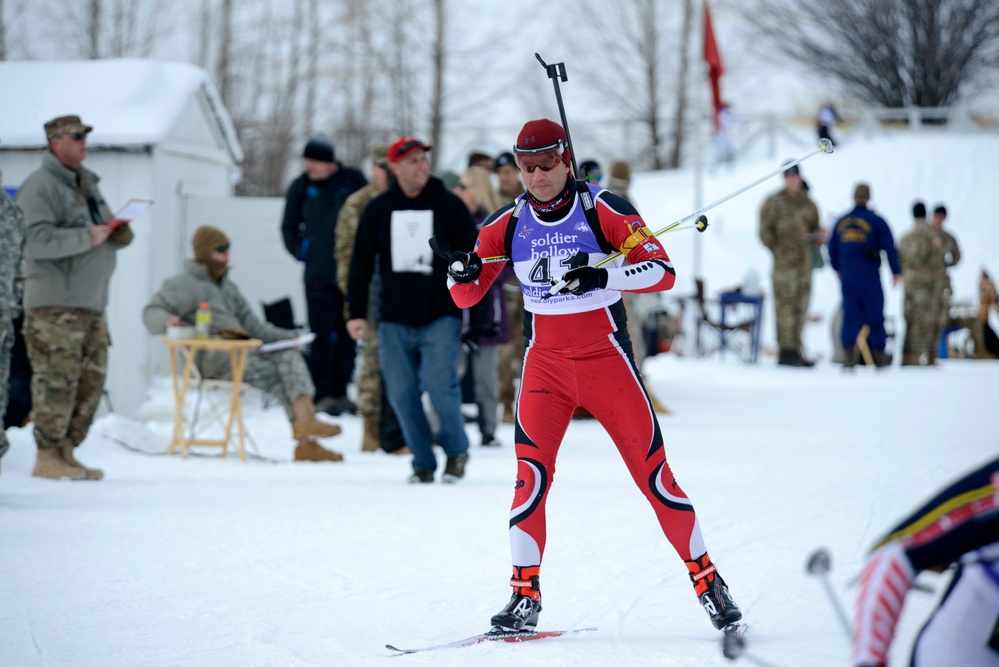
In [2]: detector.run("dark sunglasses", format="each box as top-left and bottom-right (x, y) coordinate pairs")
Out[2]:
(518, 153), (563, 174)
(215, 244), (230, 253)
(68, 132), (87, 141)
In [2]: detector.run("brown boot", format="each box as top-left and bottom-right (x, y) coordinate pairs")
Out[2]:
(294, 437), (344, 462)
(843, 346), (858, 369)
(648, 389), (671, 415)
(291, 396), (343, 439)
(32, 448), (86, 480)
(60, 444), (104, 480)
(501, 403), (516, 424)
(901, 352), (921, 366)
(361, 415), (381, 452)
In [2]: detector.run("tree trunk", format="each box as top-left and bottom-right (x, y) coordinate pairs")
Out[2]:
(428, 0), (446, 173)
(668, 0), (693, 169)
(88, 0), (101, 59)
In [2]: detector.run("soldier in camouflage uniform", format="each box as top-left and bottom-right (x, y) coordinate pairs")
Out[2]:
(0, 166), (26, 475)
(898, 202), (946, 365)
(493, 152), (526, 423)
(759, 162), (821, 366)
(18, 115), (135, 481)
(930, 204), (961, 363)
(143, 226), (345, 462)
(333, 144), (407, 454)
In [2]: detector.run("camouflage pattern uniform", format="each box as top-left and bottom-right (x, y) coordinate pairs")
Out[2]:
(143, 260), (312, 420)
(0, 174), (26, 464)
(335, 181), (384, 418)
(495, 184), (525, 419)
(759, 187), (820, 353)
(18, 150), (133, 456)
(898, 216), (944, 362)
(933, 228), (961, 338)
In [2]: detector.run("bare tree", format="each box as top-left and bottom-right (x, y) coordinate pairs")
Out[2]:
(0, 0), (7, 59)
(668, 0), (694, 169)
(216, 0), (232, 107)
(304, 0), (319, 130)
(568, 0), (685, 169)
(741, 0), (999, 108)
(428, 0), (446, 173)
(87, 0), (100, 58)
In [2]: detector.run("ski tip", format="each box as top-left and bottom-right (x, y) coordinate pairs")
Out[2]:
(722, 622), (748, 638)
(385, 644), (414, 655)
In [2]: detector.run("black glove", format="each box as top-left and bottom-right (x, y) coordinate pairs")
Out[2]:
(448, 251), (482, 284)
(555, 265), (608, 295)
(464, 321), (500, 343)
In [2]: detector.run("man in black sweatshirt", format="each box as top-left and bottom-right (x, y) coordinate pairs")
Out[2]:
(346, 137), (475, 484)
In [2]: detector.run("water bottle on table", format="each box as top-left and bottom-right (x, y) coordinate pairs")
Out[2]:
(195, 302), (212, 339)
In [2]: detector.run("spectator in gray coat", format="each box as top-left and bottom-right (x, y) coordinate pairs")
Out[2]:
(17, 115), (133, 481)
(143, 226), (345, 462)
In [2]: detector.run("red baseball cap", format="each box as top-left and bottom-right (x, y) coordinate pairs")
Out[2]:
(388, 137), (432, 163)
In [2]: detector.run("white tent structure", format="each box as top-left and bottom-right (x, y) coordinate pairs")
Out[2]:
(0, 59), (246, 418)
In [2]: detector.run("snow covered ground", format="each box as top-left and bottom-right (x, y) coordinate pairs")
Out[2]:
(1, 356), (996, 667)
(2, 129), (998, 666)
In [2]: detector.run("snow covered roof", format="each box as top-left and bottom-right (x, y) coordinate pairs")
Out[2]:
(0, 59), (242, 162)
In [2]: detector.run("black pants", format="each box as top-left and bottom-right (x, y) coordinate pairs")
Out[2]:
(4, 312), (32, 430)
(305, 284), (355, 400)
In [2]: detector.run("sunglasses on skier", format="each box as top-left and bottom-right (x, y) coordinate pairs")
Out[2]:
(517, 153), (564, 174)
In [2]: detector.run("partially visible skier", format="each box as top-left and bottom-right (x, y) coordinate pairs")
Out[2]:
(445, 118), (743, 636)
(852, 455), (999, 667)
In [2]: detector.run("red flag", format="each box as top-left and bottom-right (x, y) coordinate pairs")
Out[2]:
(703, 0), (724, 128)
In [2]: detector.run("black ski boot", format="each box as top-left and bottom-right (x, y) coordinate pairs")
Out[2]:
(686, 554), (743, 630)
(490, 566), (542, 633)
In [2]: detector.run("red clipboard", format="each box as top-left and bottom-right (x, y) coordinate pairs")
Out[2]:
(107, 199), (153, 231)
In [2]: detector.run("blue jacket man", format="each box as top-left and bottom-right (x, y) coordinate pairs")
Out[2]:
(828, 183), (901, 366)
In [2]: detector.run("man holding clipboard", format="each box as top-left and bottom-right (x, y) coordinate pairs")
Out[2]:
(16, 114), (135, 481)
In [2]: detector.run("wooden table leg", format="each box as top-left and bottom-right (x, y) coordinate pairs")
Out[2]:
(167, 347), (183, 456)
(177, 349), (197, 458)
(227, 347), (250, 461)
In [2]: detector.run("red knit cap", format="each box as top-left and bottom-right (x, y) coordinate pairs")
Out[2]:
(514, 119), (571, 166)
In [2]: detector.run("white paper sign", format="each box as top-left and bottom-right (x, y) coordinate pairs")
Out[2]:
(389, 209), (434, 275)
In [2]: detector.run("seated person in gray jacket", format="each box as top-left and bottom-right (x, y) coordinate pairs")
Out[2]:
(143, 225), (343, 462)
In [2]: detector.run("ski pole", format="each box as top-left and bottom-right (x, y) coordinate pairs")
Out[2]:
(806, 547), (852, 641)
(543, 138), (834, 299)
(535, 53), (581, 177)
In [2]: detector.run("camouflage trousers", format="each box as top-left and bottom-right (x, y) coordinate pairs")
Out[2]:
(355, 311), (383, 418)
(497, 287), (525, 407)
(772, 266), (812, 351)
(903, 281), (941, 357)
(0, 312), (12, 459)
(24, 307), (108, 451)
(219, 348), (314, 421)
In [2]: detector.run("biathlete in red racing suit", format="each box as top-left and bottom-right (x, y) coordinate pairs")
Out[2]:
(446, 118), (743, 635)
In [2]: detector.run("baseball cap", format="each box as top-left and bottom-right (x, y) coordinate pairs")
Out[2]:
(388, 137), (432, 163)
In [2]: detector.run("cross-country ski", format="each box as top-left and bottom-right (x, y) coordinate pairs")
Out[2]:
(385, 627), (598, 654)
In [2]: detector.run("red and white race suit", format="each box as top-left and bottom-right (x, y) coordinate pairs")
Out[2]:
(449, 183), (709, 569)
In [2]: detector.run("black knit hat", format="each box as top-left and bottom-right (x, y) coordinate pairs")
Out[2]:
(494, 152), (516, 171)
(912, 202), (926, 218)
(303, 135), (335, 163)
